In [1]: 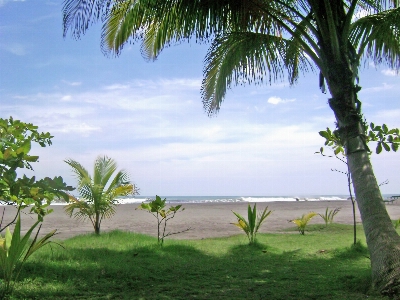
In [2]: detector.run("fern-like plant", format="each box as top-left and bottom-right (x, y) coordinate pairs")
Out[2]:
(318, 207), (341, 227)
(232, 204), (272, 244)
(291, 212), (317, 235)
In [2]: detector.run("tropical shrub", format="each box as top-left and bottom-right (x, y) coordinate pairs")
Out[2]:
(137, 195), (190, 246)
(319, 207), (341, 227)
(291, 212), (317, 235)
(64, 156), (138, 235)
(232, 204), (272, 244)
(0, 213), (58, 298)
(0, 117), (73, 231)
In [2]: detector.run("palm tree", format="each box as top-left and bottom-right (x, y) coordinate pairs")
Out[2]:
(65, 156), (137, 235)
(63, 0), (400, 294)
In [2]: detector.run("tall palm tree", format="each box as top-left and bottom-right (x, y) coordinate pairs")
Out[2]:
(63, 0), (400, 294)
(65, 156), (137, 235)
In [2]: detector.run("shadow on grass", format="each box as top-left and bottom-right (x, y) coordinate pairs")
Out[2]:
(12, 231), (384, 300)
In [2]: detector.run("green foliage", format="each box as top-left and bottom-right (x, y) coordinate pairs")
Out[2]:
(9, 225), (379, 299)
(0, 213), (58, 298)
(319, 122), (400, 156)
(394, 219), (400, 229)
(291, 212), (318, 235)
(0, 117), (73, 227)
(137, 195), (190, 246)
(64, 156), (137, 235)
(231, 204), (272, 244)
(319, 208), (341, 227)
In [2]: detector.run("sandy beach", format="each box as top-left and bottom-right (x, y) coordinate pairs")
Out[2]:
(2, 200), (400, 240)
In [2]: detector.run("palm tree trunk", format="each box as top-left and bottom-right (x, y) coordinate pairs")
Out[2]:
(347, 151), (400, 295)
(95, 212), (100, 235)
(326, 71), (400, 295)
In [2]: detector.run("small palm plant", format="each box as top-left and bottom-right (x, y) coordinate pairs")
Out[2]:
(318, 207), (341, 227)
(291, 212), (317, 235)
(64, 156), (137, 235)
(232, 204), (272, 244)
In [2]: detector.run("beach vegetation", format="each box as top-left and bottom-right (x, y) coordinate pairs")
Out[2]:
(64, 156), (137, 235)
(291, 212), (318, 235)
(7, 224), (386, 299)
(0, 117), (73, 231)
(231, 204), (272, 244)
(319, 207), (341, 227)
(137, 195), (190, 246)
(0, 213), (58, 298)
(63, 0), (400, 294)
(395, 219), (400, 229)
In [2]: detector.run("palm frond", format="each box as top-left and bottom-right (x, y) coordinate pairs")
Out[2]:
(351, 6), (400, 70)
(103, 0), (281, 58)
(64, 199), (94, 221)
(63, 0), (113, 38)
(104, 170), (130, 195)
(64, 158), (91, 184)
(108, 184), (134, 201)
(93, 156), (117, 187)
(201, 32), (312, 115)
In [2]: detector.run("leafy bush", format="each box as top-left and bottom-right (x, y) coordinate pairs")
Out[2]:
(232, 204), (272, 244)
(137, 195), (190, 246)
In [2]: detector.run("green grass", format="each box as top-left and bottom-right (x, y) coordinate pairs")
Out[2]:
(6, 224), (394, 299)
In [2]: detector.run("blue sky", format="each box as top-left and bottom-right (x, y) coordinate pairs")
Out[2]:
(1, 0), (399, 196)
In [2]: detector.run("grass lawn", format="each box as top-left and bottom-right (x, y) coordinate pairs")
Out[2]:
(7, 224), (396, 299)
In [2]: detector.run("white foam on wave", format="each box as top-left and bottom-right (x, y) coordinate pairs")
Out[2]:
(240, 197), (298, 202)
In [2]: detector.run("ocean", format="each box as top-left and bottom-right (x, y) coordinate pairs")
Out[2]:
(115, 195), (352, 204)
(2, 194), (398, 206)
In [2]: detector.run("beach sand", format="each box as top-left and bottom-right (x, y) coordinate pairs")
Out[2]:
(2, 200), (400, 240)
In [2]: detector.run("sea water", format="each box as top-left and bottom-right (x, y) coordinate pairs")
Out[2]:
(3, 195), (397, 206)
(114, 195), (351, 204)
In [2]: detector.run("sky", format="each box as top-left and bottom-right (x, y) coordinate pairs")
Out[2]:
(1, 1), (399, 196)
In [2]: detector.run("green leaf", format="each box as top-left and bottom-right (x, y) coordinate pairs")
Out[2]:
(392, 143), (399, 152)
(376, 143), (382, 154)
(383, 142), (390, 152)
(382, 124), (388, 134)
(319, 131), (330, 139)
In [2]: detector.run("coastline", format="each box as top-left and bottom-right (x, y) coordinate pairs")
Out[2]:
(2, 200), (400, 240)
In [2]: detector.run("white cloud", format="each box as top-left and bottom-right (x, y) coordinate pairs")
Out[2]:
(55, 122), (101, 136)
(62, 80), (82, 86)
(104, 84), (130, 90)
(267, 96), (296, 105)
(361, 83), (393, 93)
(0, 0), (26, 7)
(381, 69), (398, 77)
(374, 109), (400, 122)
(2, 43), (27, 55)
(61, 95), (72, 101)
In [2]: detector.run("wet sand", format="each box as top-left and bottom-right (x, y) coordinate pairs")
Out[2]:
(2, 200), (400, 240)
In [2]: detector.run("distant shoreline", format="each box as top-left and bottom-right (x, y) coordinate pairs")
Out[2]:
(2, 200), (400, 240)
